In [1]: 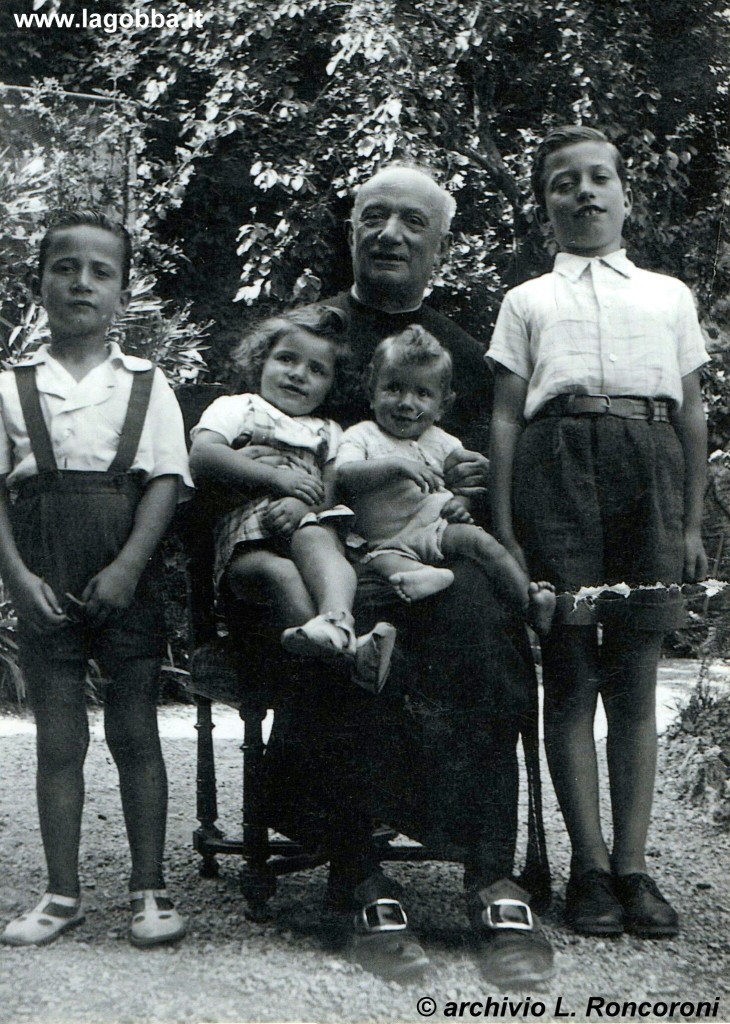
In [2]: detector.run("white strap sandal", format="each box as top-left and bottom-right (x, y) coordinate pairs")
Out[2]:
(281, 612), (357, 660)
(129, 889), (187, 948)
(1, 892), (84, 946)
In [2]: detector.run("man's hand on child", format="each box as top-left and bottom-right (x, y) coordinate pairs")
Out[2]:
(272, 466), (324, 505)
(444, 448), (489, 497)
(440, 497), (474, 524)
(263, 497), (309, 537)
(683, 529), (709, 583)
(81, 563), (138, 626)
(11, 572), (66, 633)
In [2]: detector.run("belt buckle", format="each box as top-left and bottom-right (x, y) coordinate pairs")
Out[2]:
(357, 898), (408, 934)
(646, 397), (656, 423)
(565, 394), (611, 415)
(483, 898), (534, 931)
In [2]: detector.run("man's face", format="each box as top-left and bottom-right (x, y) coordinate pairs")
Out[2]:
(348, 169), (450, 311)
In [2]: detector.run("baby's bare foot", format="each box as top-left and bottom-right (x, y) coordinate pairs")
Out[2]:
(389, 567), (454, 603)
(527, 581), (556, 636)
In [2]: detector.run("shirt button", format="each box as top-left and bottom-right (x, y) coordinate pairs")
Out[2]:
(609, 353), (618, 362)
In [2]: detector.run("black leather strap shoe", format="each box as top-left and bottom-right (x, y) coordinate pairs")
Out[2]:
(565, 869), (624, 936)
(466, 879), (554, 989)
(614, 873), (679, 938)
(323, 872), (429, 981)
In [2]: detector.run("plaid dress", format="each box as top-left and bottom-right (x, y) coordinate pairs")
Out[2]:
(191, 393), (350, 588)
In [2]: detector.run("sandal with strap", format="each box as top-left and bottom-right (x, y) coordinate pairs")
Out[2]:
(1, 892), (84, 947)
(281, 612), (357, 660)
(129, 890), (187, 948)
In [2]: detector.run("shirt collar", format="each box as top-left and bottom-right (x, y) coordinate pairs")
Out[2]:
(17, 341), (151, 372)
(553, 248), (634, 282)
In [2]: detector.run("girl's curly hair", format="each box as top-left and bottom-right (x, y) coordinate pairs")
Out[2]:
(229, 305), (359, 417)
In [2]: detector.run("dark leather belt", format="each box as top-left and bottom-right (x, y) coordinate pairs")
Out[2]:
(535, 394), (671, 423)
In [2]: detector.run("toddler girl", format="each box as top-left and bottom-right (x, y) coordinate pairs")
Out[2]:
(189, 306), (395, 691)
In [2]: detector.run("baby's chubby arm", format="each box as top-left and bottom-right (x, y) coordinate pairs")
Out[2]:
(337, 455), (442, 497)
(189, 428), (324, 506)
(0, 476), (67, 632)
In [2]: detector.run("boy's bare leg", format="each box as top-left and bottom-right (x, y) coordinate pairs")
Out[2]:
(104, 657), (168, 891)
(541, 625), (612, 876)
(601, 625), (662, 876)
(441, 524), (556, 634)
(289, 525), (357, 617)
(226, 548), (315, 629)
(31, 668), (89, 898)
(367, 550), (454, 603)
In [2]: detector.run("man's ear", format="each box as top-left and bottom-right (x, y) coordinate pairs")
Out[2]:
(437, 232), (452, 264)
(623, 185), (633, 218)
(30, 274), (42, 302)
(346, 219), (355, 253)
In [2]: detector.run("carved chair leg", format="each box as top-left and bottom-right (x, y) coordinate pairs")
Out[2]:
(193, 695), (223, 877)
(240, 702), (276, 918)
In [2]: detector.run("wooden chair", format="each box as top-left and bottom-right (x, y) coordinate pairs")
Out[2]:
(175, 384), (433, 919)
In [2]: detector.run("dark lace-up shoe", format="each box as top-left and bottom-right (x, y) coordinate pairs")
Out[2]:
(565, 869), (624, 936)
(614, 873), (679, 938)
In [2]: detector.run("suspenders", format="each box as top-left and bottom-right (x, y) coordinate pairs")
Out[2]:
(13, 364), (155, 476)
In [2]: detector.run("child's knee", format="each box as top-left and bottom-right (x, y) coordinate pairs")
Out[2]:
(36, 724), (89, 773)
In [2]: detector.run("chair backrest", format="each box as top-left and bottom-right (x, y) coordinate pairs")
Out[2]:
(174, 383), (227, 644)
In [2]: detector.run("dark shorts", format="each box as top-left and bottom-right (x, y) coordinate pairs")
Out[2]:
(513, 416), (686, 631)
(12, 471), (167, 696)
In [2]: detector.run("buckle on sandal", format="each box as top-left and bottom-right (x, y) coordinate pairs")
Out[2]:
(357, 898), (408, 933)
(483, 899), (534, 931)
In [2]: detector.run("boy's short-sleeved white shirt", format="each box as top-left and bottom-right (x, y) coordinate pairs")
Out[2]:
(0, 342), (193, 495)
(487, 249), (709, 422)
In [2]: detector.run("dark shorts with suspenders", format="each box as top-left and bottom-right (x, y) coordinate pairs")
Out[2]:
(10, 365), (167, 700)
(512, 395), (686, 631)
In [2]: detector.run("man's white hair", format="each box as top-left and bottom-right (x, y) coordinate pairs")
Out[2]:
(352, 161), (457, 235)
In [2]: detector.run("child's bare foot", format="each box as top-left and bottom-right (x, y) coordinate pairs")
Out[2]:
(389, 567), (454, 603)
(526, 581), (556, 637)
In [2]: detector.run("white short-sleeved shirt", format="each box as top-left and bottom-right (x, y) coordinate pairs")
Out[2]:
(190, 392), (342, 462)
(335, 420), (463, 545)
(0, 342), (193, 496)
(487, 250), (709, 422)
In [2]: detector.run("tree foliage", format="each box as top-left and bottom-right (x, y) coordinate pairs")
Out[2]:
(0, 0), (728, 435)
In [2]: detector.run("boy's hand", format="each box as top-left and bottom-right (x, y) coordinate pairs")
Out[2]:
(444, 448), (489, 497)
(396, 458), (442, 494)
(11, 572), (66, 633)
(81, 562), (139, 626)
(271, 466), (324, 505)
(683, 528), (708, 583)
(263, 497), (309, 537)
(440, 496), (475, 524)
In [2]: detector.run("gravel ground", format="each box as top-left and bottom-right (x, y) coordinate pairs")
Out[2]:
(1, 661), (729, 1024)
